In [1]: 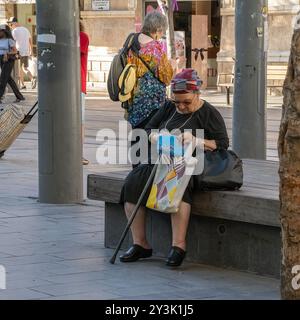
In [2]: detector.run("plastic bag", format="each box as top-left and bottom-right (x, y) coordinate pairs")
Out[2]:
(28, 56), (38, 78)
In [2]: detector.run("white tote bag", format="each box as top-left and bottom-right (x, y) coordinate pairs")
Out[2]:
(28, 57), (38, 78)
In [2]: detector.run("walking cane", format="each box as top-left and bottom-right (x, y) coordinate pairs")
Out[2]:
(110, 159), (160, 265)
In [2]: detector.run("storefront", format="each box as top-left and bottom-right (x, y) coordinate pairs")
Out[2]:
(218, 0), (296, 95)
(80, 0), (137, 91)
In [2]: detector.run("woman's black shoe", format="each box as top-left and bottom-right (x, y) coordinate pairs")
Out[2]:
(166, 246), (186, 267)
(120, 244), (153, 263)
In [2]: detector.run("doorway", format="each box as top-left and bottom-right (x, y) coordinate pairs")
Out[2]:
(143, 1), (221, 88)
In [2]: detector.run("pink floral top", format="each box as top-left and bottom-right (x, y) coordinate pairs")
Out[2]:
(126, 40), (174, 127)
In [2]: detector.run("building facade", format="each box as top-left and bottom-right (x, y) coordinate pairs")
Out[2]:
(80, 0), (138, 91)
(218, 0), (297, 94)
(0, 0), (298, 93)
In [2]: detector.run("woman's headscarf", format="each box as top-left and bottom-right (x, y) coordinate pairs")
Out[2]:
(171, 69), (203, 94)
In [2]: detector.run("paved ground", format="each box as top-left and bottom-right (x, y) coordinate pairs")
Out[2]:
(0, 90), (280, 300)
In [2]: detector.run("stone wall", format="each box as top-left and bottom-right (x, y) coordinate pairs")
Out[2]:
(81, 0), (137, 91)
(0, 3), (14, 23)
(0, 4), (6, 23)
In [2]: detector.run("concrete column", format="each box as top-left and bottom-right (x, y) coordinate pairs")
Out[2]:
(233, 0), (268, 160)
(37, 0), (83, 204)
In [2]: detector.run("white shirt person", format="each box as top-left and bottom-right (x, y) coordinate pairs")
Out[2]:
(12, 24), (31, 57)
(7, 17), (35, 90)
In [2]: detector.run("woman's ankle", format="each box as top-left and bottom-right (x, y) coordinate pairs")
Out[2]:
(172, 241), (186, 251)
(134, 240), (152, 250)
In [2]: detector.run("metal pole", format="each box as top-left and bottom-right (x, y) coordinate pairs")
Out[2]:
(233, 0), (268, 160)
(36, 0), (83, 203)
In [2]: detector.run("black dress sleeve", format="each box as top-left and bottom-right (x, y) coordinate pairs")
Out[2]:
(205, 105), (230, 150)
(145, 101), (173, 135)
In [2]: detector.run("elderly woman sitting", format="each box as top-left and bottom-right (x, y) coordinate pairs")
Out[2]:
(120, 69), (229, 267)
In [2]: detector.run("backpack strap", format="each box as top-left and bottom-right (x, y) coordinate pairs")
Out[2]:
(122, 33), (136, 54)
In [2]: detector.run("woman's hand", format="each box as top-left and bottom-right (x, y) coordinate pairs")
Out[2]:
(149, 132), (159, 144)
(10, 47), (17, 54)
(3, 54), (8, 63)
(204, 140), (217, 151)
(179, 132), (205, 149)
(179, 132), (195, 145)
(179, 132), (204, 147)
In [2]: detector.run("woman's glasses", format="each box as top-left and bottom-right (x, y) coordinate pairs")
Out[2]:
(171, 95), (197, 107)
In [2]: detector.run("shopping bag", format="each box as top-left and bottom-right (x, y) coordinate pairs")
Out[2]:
(146, 135), (197, 213)
(194, 149), (243, 191)
(28, 56), (38, 78)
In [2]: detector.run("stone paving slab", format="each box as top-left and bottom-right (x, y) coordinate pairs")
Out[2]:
(0, 93), (281, 300)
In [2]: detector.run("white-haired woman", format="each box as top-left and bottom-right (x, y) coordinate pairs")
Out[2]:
(126, 11), (175, 167)
(126, 11), (175, 130)
(120, 69), (229, 267)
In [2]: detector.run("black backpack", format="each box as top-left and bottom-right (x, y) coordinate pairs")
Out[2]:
(107, 33), (136, 102)
(107, 33), (164, 103)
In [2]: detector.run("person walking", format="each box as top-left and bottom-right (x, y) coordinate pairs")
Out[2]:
(7, 17), (36, 90)
(80, 21), (90, 166)
(0, 24), (25, 104)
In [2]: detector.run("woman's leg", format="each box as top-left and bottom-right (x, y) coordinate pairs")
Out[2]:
(19, 60), (25, 87)
(7, 61), (24, 100)
(124, 202), (151, 249)
(7, 75), (24, 100)
(0, 60), (12, 100)
(171, 201), (191, 251)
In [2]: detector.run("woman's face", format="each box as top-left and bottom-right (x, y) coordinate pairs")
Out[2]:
(172, 92), (200, 114)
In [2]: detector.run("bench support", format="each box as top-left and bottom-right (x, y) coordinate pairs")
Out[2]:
(105, 203), (281, 278)
(226, 87), (230, 105)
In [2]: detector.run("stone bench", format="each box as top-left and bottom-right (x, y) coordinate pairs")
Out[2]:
(87, 159), (280, 278)
(267, 64), (288, 95)
(217, 69), (234, 105)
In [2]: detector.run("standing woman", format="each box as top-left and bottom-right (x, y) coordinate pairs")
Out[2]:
(127, 11), (175, 129)
(79, 21), (90, 166)
(0, 24), (25, 104)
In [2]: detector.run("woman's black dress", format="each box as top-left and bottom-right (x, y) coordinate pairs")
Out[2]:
(120, 100), (229, 206)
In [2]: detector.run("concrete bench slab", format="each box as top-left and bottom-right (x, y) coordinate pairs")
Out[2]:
(88, 160), (280, 278)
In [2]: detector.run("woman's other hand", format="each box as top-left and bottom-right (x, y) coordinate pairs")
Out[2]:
(149, 132), (159, 144)
(179, 132), (196, 145)
(179, 132), (205, 149)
